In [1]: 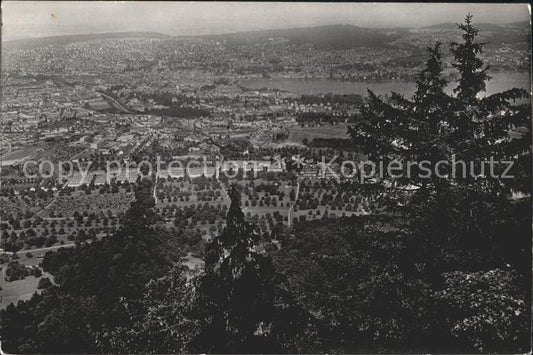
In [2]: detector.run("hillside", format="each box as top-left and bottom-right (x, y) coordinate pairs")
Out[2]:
(3, 21), (529, 51)
(203, 24), (407, 49)
(2, 31), (170, 49)
(203, 22), (529, 50)
(423, 22), (510, 31)
(394, 21), (531, 50)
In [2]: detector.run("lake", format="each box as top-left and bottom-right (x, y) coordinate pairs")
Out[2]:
(239, 72), (531, 97)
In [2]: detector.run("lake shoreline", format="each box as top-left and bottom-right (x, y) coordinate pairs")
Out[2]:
(239, 71), (530, 97)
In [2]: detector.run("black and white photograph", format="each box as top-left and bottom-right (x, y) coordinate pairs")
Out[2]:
(0, 2), (531, 353)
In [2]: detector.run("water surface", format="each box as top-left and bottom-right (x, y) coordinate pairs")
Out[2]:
(239, 71), (530, 97)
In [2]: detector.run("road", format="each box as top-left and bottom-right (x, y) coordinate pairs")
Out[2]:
(100, 93), (134, 114)
(1, 243), (77, 256)
(0, 237), (102, 257)
(153, 173), (158, 204)
(70, 148), (88, 161)
(35, 181), (68, 217)
(287, 180), (301, 227)
(35, 145), (84, 218)
(216, 175), (231, 203)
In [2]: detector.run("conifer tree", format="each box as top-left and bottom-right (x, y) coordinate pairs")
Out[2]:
(349, 41), (454, 190)
(349, 17), (531, 351)
(448, 14), (530, 193)
(194, 185), (307, 353)
(450, 14), (490, 103)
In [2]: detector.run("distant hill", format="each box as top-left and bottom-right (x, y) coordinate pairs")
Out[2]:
(3, 31), (170, 49)
(423, 22), (529, 32)
(423, 22), (506, 31)
(3, 21), (529, 51)
(202, 24), (407, 49)
(418, 21), (530, 48)
(507, 20), (531, 27)
(422, 22), (459, 30)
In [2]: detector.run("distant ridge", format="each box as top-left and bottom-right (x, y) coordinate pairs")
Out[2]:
(2, 20), (529, 51)
(418, 21), (530, 48)
(506, 20), (531, 27)
(3, 31), (170, 49)
(201, 24), (408, 49)
(422, 22), (528, 31)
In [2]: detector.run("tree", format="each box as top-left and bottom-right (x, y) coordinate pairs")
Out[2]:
(193, 185), (310, 353)
(2, 178), (174, 354)
(344, 14), (531, 353)
(38, 277), (53, 289)
(99, 265), (200, 354)
(450, 14), (490, 103)
(103, 185), (313, 354)
(5, 260), (30, 282)
(434, 268), (528, 352)
(272, 217), (433, 351)
(350, 15), (529, 193)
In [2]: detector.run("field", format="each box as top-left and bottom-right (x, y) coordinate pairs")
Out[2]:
(1, 252), (53, 310)
(2, 149), (34, 160)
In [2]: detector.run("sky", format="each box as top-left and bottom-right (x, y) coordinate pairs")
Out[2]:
(1, 2), (531, 41)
